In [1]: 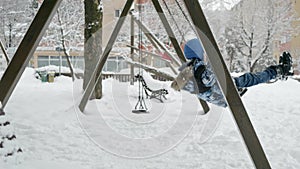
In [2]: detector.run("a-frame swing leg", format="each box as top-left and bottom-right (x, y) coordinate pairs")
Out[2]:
(182, 1), (271, 169)
(0, 0), (63, 109)
(79, 0), (134, 112)
(151, 0), (210, 114)
(152, 0), (185, 63)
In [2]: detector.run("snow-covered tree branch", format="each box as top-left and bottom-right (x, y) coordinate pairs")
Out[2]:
(224, 0), (299, 72)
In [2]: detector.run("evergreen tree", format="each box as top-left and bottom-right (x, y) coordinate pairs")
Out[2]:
(0, 102), (22, 158)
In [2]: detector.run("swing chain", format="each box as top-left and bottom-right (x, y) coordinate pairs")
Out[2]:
(162, 0), (197, 39)
(133, 3), (148, 113)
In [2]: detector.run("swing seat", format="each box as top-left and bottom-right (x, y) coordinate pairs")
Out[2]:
(132, 109), (149, 114)
(132, 95), (149, 114)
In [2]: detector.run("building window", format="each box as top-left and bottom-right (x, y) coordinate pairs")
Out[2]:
(103, 56), (127, 72)
(50, 56), (60, 66)
(71, 56), (84, 70)
(37, 56), (49, 67)
(37, 55), (85, 70)
(115, 9), (121, 17)
(153, 59), (167, 68)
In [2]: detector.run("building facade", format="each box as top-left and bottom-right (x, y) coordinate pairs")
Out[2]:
(102, 0), (127, 46)
(291, 0), (300, 74)
(31, 0), (130, 73)
(274, 0), (300, 74)
(3, 0), (173, 73)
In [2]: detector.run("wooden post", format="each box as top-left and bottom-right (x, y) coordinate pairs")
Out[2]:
(151, 0), (186, 63)
(127, 44), (178, 75)
(79, 0), (135, 112)
(151, 0), (210, 114)
(183, 1), (271, 168)
(0, 0), (63, 108)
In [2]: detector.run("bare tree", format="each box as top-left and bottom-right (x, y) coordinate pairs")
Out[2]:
(40, 0), (84, 51)
(225, 0), (298, 72)
(56, 9), (75, 80)
(0, 0), (37, 50)
(54, 0), (85, 80)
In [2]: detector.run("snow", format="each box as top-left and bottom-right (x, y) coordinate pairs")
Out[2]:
(1, 67), (300, 168)
(118, 67), (176, 77)
(35, 65), (84, 74)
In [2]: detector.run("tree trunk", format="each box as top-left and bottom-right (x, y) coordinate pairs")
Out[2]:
(83, 0), (103, 99)
(250, 58), (259, 72)
(248, 32), (254, 72)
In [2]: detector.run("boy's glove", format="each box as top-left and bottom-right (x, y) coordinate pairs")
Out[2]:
(171, 60), (195, 91)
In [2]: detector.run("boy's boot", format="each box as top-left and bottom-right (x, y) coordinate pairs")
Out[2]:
(277, 51), (294, 79)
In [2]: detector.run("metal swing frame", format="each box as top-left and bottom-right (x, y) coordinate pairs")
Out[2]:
(0, 0), (271, 168)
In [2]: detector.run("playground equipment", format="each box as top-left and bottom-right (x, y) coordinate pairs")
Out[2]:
(0, 0), (272, 168)
(132, 6), (148, 113)
(135, 74), (168, 103)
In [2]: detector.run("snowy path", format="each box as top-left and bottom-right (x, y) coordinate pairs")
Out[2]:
(1, 68), (300, 169)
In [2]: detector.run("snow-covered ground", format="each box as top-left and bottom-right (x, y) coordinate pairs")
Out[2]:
(1, 68), (300, 169)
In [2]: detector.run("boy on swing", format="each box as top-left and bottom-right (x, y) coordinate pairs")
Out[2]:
(171, 38), (294, 107)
